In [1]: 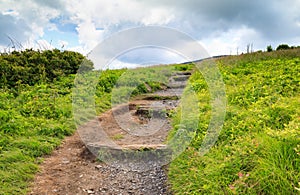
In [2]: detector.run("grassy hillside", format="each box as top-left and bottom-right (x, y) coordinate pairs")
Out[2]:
(168, 50), (300, 194)
(1, 48), (299, 194)
(0, 49), (187, 194)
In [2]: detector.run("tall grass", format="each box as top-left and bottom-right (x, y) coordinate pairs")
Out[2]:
(168, 50), (300, 194)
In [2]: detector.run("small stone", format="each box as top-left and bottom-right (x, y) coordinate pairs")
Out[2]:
(87, 189), (94, 194)
(62, 159), (70, 164)
(62, 158), (70, 164)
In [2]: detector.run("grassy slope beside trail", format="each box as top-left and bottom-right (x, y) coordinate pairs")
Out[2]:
(168, 50), (300, 194)
(0, 59), (190, 194)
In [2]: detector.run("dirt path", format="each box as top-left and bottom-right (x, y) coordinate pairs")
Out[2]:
(29, 72), (191, 195)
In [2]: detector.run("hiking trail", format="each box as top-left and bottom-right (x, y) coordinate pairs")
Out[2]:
(29, 71), (191, 195)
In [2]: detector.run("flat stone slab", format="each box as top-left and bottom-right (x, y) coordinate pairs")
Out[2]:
(172, 75), (190, 82)
(136, 105), (166, 117)
(87, 143), (167, 151)
(121, 144), (167, 150)
(167, 82), (187, 89)
(173, 71), (192, 76)
(86, 143), (172, 164)
(136, 94), (180, 100)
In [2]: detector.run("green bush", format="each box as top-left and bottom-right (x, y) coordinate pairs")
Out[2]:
(0, 49), (93, 89)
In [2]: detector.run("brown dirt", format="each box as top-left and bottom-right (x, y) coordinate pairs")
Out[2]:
(29, 132), (104, 194)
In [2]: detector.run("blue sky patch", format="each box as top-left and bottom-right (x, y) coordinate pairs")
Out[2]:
(42, 29), (79, 49)
(50, 16), (77, 34)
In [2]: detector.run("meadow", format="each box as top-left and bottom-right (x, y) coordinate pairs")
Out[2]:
(168, 49), (300, 194)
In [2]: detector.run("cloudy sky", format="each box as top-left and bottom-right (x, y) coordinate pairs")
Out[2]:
(1, 0), (300, 66)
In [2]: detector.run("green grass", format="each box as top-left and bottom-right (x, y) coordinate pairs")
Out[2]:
(111, 134), (124, 140)
(168, 50), (300, 194)
(0, 63), (187, 194)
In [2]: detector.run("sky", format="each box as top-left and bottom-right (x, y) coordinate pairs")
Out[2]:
(1, 0), (300, 67)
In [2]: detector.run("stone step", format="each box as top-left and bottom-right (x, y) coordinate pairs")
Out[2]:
(136, 94), (179, 101)
(136, 105), (172, 119)
(122, 144), (167, 150)
(87, 143), (167, 152)
(86, 142), (171, 162)
(167, 82), (187, 88)
(171, 75), (191, 82)
(173, 71), (192, 76)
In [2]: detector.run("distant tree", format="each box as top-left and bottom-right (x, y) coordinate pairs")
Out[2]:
(267, 45), (273, 52)
(290, 45), (300, 49)
(276, 44), (290, 51)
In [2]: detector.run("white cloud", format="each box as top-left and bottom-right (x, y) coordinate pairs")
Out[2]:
(0, 0), (63, 47)
(2, 0), (300, 67)
(108, 59), (141, 70)
(141, 8), (174, 25)
(62, 0), (300, 57)
(2, 9), (19, 16)
(76, 21), (104, 51)
(67, 45), (86, 54)
(64, 0), (176, 52)
(200, 26), (264, 56)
